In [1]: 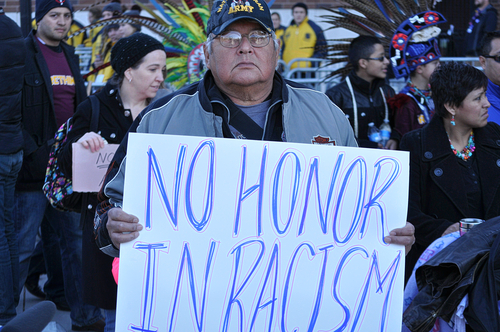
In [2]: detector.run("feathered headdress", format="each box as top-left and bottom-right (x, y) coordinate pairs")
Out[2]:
(136, 0), (210, 89)
(67, 0), (210, 89)
(322, 0), (446, 79)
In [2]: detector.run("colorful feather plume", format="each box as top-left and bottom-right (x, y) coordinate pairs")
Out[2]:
(67, 0), (210, 90)
(322, 0), (439, 79)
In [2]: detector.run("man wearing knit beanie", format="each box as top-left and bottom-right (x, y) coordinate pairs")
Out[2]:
(102, 1), (122, 20)
(282, 1), (327, 70)
(15, 0), (106, 331)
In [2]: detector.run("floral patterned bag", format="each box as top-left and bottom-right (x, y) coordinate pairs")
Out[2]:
(42, 95), (100, 212)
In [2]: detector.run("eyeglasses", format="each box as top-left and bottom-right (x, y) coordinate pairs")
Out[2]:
(482, 55), (500, 63)
(364, 56), (387, 62)
(215, 30), (271, 48)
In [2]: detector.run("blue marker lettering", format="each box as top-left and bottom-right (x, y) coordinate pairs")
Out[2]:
(223, 240), (265, 332)
(185, 140), (215, 232)
(169, 240), (218, 332)
(146, 146), (186, 230)
(271, 151), (301, 235)
(332, 158), (367, 244)
(234, 145), (268, 236)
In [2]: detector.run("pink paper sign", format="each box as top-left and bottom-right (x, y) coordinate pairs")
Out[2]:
(72, 143), (119, 192)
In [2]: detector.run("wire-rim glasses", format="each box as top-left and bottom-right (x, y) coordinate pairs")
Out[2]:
(216, 30), (271, 48)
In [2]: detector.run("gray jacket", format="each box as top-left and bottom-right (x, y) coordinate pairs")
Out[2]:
(95, 71), (357, 256)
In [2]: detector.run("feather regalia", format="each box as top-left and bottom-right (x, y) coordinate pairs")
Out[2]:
(135, 0), (211, 89)
(322, 0), (445, 79)
(67, 0), (210, 89)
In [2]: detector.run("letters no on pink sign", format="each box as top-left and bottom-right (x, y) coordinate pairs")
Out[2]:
(117, 133), (409, 332)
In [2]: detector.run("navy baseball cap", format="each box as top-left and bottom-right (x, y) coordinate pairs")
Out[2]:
(207, 0), (274, 36)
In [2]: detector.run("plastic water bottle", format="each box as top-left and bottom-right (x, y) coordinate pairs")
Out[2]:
(379, 119), (392, 147)
(367, 122), (381, 143)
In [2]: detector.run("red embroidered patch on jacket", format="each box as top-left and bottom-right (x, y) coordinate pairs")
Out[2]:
(312, 135), (336, 146)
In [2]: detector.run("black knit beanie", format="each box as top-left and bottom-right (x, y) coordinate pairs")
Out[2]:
(36, 0), (73, 23)
(102, 2), (122, 15)
(292, 2), (308, 15)
(111, 32), (165, 76)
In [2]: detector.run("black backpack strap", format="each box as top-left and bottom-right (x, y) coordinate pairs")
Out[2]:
(89, 95), (100, 132)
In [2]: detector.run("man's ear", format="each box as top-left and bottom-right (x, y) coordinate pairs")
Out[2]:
(203, 43), (211, 70)
(479, 55), (487, 70)
(358, 58), (368, 70)
(415, 64), (424, 74)
(275, 39), (281, 67)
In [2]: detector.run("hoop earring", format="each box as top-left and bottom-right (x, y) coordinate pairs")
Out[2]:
(451, 115), (455, 126)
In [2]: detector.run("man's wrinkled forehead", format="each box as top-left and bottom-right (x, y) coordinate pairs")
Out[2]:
(221, 19), (267, 33)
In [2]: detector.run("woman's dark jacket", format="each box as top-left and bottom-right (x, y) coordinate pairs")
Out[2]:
(400, 116), (500, 281)
(17, 31), (86, 191)
(59, 82), (133, 309)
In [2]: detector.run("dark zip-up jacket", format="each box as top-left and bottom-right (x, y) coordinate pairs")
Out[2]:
(325, 71), (395, 148)
(403, 217), (500, 332)
(17, 30), (86, 191)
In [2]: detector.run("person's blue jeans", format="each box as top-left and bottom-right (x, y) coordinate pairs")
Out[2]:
(0, 150), (23, 325)
(104, 309), (116, 332)
(13, 190), (103, 327)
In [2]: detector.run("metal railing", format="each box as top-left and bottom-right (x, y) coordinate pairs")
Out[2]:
(77, 51), (482, 94)
(280, 57), (483, 93)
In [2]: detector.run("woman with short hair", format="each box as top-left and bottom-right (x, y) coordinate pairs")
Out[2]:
(400, 61), (500, 281)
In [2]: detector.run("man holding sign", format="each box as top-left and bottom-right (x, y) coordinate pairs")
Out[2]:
(94, 0), (414, 256)
(94, 0), (414, 331)
(94, 0), (414, 285)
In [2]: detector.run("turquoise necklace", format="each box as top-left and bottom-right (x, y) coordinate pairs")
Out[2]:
(448, 130), (475, 161)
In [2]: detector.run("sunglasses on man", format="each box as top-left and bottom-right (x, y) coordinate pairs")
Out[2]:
(482, 55), (500, 63)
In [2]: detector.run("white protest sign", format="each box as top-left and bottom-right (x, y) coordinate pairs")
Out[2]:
(117, 133), (409, 332)
(72, 143), (119, 192)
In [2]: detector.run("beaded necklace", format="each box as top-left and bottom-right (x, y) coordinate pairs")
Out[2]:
(407, 81), (432, 104)
(448, 130), (476, 161)
(406, 81), (434, 122)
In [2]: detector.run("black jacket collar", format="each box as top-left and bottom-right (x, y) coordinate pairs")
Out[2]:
(348, 70), (387, 96)
(198, 70), (285, 140)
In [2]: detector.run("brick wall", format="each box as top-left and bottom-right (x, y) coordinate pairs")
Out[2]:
(3, 0), (500, 30)
(2, 0), (345, 13)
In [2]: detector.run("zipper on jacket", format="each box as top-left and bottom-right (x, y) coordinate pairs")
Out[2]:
(212, 100), (234, 138)
(263, 99), (282, 140)
(412, 309), (440, 332)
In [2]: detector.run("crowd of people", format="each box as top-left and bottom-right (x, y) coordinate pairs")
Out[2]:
(1, 0), (500, 331)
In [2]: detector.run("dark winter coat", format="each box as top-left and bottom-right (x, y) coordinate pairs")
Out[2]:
(400, 115), (500, 281)
(58, 82), (134, 309)
(325, 71), (395, 148)
(17, 30), (86, 191)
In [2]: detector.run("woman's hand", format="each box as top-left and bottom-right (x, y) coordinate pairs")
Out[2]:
(77, 132), (105, 153)
(442, 222), (460, 236)
(384, 222), (415, 255)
